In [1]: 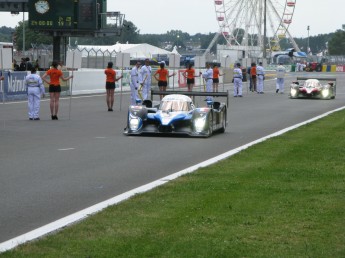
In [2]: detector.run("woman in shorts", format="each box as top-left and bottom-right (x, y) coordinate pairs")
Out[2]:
(183, 64), (199, 92)
(42, 61), (73, 120)
(104, 62), (123, 111)
(212, 64), (223, 92)
(154, 62), (175, 100)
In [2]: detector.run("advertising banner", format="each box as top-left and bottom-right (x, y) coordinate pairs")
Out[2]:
(2, 71), (28, 101)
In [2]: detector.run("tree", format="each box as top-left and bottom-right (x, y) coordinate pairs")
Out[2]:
(328, 30), (345, 55)
(71, 20), (140, 46)
(14, 21), (51, 51)
(0, 26), (15, 42)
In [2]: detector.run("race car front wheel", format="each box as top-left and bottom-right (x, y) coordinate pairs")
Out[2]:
(207, 114), (213, 137)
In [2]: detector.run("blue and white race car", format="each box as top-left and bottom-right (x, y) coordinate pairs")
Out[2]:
(124, 94), (227, 137)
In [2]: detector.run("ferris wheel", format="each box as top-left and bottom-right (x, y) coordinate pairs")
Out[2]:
(214, 0), (300, 57)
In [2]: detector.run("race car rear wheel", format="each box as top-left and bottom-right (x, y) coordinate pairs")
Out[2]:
(219, 111), (227, 133)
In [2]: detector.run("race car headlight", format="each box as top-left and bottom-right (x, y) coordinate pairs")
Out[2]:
(129, 115), (141, 131)
(322, 89), (330, 98)
(194, 116), (207, 132)
(290, 88), (297, 97)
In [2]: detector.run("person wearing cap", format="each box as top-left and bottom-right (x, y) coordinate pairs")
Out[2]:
(256, 61), (265, 94)
(200, 63), (214, 101)
(104, 61), (123, 111)
(233, 63), (243, 97)
(154, 62), (175, 100)
(130, 61), (141, 105)
(276, 62), (286, 94)
(25, 68), (45, 120)
(139, 58), (152, 100)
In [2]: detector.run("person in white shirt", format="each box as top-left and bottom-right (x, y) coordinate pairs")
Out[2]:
(233, 63), (243, 97)
(276, 63), (286, 94)
(139, 59), (152, 100)
(256, 62), (265, 94)
(25, 68), (45, 120)
(200, 63), (214, 101)
(130, 61), (141, 105)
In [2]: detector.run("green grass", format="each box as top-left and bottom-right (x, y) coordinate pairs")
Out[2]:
(2, 111), (345, 257)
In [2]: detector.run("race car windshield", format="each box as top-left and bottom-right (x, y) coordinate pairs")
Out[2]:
(160, 100), (190, 112)
(304, 81), (321, 88)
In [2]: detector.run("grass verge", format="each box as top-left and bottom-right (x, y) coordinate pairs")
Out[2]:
(2, 110), (345, 257)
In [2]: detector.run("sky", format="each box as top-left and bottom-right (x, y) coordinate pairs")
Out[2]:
(1, 0), (344, 38)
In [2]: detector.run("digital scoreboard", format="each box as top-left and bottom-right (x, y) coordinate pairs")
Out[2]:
(28, 0), (100, 31)
(29, 0), (76, 30)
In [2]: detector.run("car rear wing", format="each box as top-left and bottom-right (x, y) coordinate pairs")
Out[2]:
(296, 77), (337, 82)
(151, 90), (229, 107)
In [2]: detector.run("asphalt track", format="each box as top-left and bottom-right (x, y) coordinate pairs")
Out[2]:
(0, 72), (344, 244)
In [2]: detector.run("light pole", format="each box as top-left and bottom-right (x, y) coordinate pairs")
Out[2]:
(263, 0), (267, 59)
(22, 11), (25, 53)
(307, 25), (310, 54)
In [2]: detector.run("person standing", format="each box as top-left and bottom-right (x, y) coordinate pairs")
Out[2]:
(200, 62), (213, 101)
(104, 61), (123, 111)
(276, 63), (286, 94)
(183, 63), (199, 92)
(19, 58), (27, 71)
(42, 61), (73, 120)
(256, 61), (265, 94)
(154, 62), (175, 100)
(250, 62), (257, 92)
(139, 58), (152, 100)
(25, 68), (45, 120)
(212, 64), (223, 92)
(247, 66), (253, 92)
(13, 59), (20, 71)
(233, 63), (243, 97)
(130, 61), (141, 105)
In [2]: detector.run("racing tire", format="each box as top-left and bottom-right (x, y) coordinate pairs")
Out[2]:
(207, 114), (213, 137)
(219, 111), (227, 133)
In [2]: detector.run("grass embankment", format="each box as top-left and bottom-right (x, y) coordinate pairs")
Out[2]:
(2, 111), (345, 257)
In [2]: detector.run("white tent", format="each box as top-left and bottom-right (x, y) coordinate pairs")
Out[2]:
(171, 46), (181, 56)
(77, 43), (172, 59)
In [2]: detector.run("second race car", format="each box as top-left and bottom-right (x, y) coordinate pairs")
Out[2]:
(290, 77), (336, 99)
(124, 94), (227, 137)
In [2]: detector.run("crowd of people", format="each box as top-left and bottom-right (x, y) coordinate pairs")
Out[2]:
(117, 60), (287, 109)
(237, 61), (286, 97)
(20, 58), (288, 121)
(13, 57), (39, 71)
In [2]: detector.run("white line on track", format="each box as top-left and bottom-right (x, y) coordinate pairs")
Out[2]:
(57, 148), (75, 151)
(1, 105), (345, 253)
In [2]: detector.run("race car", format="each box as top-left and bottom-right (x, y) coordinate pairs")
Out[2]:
(289, 77), (336, 99)
(124, 94), (227, 137)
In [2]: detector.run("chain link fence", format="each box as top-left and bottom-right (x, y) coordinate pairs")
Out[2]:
(13, 45), (345, 70)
